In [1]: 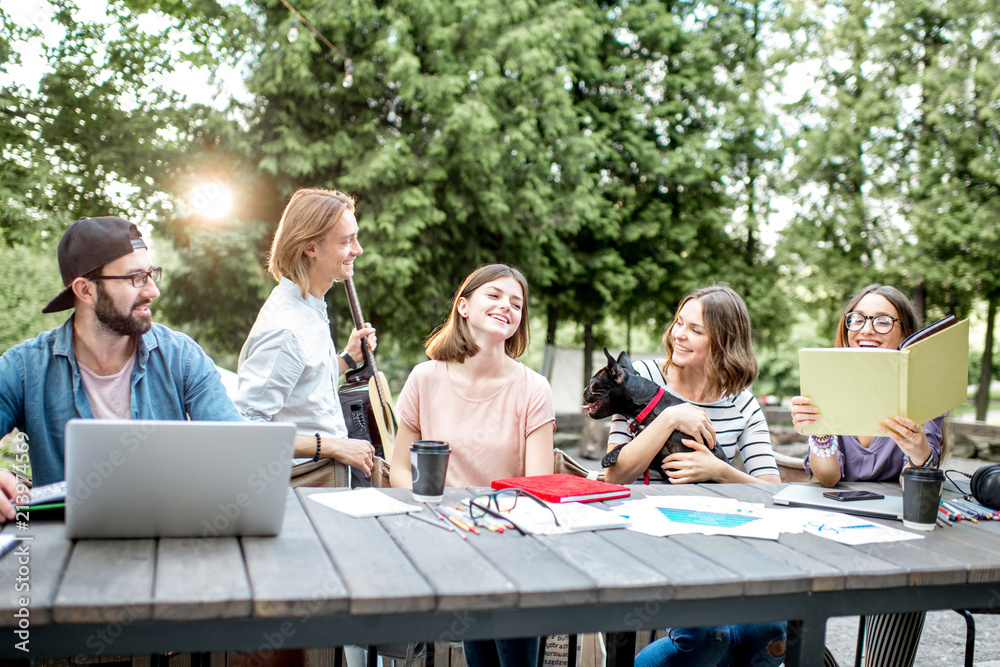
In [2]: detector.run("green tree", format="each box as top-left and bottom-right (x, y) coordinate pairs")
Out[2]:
(776, 0), (909, 333)
(901, 0), (1000, 419)
(0, 244), (66, 353)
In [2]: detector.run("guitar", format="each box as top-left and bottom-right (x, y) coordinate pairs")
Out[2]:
(338, 277), (399, 463)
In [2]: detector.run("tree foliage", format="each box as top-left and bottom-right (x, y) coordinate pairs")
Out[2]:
(4, 0), (1000, 405)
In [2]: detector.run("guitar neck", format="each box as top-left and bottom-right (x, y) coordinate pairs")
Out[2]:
(344, 277), (378, 374)
(342, 277), (399, 455)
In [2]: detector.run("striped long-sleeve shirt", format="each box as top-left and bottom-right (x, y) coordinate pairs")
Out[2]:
(607, 358), (779, 480)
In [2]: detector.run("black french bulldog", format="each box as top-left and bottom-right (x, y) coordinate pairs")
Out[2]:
(583, 347), (728, 482)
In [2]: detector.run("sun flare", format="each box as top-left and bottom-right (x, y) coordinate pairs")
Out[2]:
(189, 183), (233, 218)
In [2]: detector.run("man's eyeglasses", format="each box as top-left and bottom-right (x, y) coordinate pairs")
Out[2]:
(468, 488), (560, 535)
(844, 312), (899, 334)
(91, 267), (163, 288)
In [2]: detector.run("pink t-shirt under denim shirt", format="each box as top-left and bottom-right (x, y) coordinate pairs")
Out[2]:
(396, 360), (555, 487)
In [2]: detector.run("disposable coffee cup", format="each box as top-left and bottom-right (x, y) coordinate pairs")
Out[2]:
(901, 467), (945, 530)
(410, 441), (450, 503)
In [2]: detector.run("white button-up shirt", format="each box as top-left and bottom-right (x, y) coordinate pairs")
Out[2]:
(236, 277), (348, 462)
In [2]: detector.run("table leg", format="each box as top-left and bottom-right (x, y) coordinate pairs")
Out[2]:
(785, 618), (827, 667)
(605, 631), (636, 667)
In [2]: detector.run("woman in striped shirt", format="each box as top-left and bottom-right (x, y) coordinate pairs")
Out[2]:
(612, 285), (785, 667)
(603, 285), (780, 486)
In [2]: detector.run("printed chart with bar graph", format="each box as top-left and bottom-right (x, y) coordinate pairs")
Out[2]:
(656, 507), (761, 528)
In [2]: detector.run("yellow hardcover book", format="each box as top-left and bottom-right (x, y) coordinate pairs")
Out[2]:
(799, 318), (969, 436)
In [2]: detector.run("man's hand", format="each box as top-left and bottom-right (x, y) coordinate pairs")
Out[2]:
(334, 438), (376, 477)
(344, 323), (377, 368)
(0, 470), (18, 520)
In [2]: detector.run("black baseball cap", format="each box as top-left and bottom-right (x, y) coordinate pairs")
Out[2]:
(42, 217), (148, 314)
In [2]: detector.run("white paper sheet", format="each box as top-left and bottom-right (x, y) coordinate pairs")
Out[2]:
(611, 496), (924, 545)
(310, 488), (423, 517)
(613, 496), (783, 540)
(774, 507), (925, 545)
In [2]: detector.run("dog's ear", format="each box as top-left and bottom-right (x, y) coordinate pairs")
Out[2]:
(602, 348), (629, 384)
(616, 350), (636, 373)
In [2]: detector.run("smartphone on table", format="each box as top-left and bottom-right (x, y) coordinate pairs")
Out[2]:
(822, 490), (885, 502)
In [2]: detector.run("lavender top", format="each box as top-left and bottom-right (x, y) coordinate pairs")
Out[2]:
(803, 415), (945, 482)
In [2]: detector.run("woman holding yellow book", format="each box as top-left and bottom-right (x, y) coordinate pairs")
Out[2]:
(791, 284), (943, 486)
(790, 284), (944, 667)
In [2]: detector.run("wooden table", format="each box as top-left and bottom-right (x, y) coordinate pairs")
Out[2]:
(2, 482), (999, 666)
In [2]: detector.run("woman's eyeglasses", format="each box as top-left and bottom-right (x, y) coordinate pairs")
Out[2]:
(844, 312), (899, 334)
(468, 488), (560, 535)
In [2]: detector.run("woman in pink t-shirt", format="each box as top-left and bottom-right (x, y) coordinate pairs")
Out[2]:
(389, 263), (555, 667)
(390, 263), (555, 489)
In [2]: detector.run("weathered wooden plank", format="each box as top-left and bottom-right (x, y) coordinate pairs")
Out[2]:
(380, 510), (517, 612)
(153, 537), (250, 621)
(52, 539), (154, 624)
(710, 483), (871, 592)
(670, 533), (813, 596)
(242, 490), (349, 618)
(439, 487), (599, 609)
(635, 483), (821, 595)
(736, 537), (845, 592)
(376, 487), (516, 612)
(538, 531), (669, 605)
(0, 521), (73, 626)
(775, 533), (908, 590)
(464, 528), (599, 608)
(298, 488), (435, 615)
(853, 539), (968, 587)
(595, 528), (746, 601)
(902, 525), (1000, 584)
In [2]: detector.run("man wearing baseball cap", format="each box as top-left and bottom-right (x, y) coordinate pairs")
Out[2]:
(0, 216), (242, 518)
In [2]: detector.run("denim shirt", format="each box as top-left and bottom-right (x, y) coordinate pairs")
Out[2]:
(0, 316), (243, 486)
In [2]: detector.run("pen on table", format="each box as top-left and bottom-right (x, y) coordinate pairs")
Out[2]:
(946, 499), (976, 517)
(943, 500), (976, 523)
(432, 505), (469, 532)
(960, 499), (1000, 520)
(936, 515), (951, 528)
(469, 511), (505, 533)
(437, 506), (480, 534)
(477, 514), (506, 533)
(937, 507), (956, 523)
(458, 502), (505, 533)
(938, 503), (962, 521)
(954, 498), (996, 520)
(411, 511), (466, 539)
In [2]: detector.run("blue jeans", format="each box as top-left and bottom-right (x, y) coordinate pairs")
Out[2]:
(463, 637), (540, 667)
(635, 622), (787, 667)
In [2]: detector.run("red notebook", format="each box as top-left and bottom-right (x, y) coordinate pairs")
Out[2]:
(490, 474), (630, 503)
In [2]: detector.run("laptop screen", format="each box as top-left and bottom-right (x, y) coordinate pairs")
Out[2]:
(64, 419), (295, 538)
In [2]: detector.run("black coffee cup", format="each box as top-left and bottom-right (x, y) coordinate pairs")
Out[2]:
(901, 467), (944, 530)
(410, 441), (450, 503)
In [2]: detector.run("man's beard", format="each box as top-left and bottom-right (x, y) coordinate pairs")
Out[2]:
(94, 281), (153, 337)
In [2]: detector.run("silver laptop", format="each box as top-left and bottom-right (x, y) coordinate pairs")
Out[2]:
(65, 419), (295, 538)
(771, 483), (904, 520)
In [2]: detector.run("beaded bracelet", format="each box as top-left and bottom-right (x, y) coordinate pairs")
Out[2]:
(313, 433), (322, 462)
(809, 435), (838, 458)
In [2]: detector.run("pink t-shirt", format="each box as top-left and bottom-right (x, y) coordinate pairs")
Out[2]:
(396, 360), (555, 487)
